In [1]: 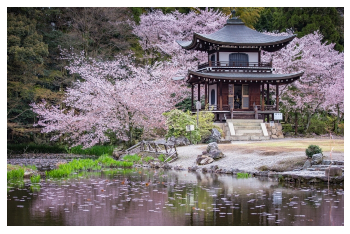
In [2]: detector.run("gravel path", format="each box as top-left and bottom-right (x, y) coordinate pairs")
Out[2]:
(174, 138), (344, 174)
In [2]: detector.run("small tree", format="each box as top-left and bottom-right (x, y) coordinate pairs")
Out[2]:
(163, 109), (201, 143)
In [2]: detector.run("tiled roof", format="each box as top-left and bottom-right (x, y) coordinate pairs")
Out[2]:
(177, 19), (295, 50)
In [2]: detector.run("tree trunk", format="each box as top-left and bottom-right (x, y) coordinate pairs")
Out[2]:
(294, 111), (298, 135)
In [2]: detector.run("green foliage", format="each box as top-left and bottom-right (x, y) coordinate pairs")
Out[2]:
(307, 117), (327, 135)
(68, 145), (115, 156)
(163, 109), (223, 144)
(123, 154), (141, 163)
(305, 145), (323, 158)
(30, 174), (41, 183)
(7, 167), (25, 180)
(198, 110), (223, 143)
(163, 109), (201, 143)
(96, 154), (118, 166)
(236, 172), (251, 178)
(158, 154), (165, 162)
(46, 159), (102, 178)
(254, 7), (344, 52)
(144, 156), (155, 163)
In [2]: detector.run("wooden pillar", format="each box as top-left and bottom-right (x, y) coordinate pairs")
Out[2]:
(258, 49), (261, 65)
(191, 84), (194, 110)
(217, 51), (220, 66)
(204, 81), (208, 107)
(198, 83), (201, 101)
(276, 84), (279, 111)
(219, 80), (223, 110)
(267, 83), (270, 105)
(261, 83), (265, 111)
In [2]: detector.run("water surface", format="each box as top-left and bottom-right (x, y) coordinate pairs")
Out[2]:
(7, 169), (344, 226)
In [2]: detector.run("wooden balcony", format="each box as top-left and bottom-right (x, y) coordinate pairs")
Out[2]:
(191, 104), (277, 112)
(198, 61), (272, 70)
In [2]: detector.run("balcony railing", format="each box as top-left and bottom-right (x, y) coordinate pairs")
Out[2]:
(198, 61), (272, 70)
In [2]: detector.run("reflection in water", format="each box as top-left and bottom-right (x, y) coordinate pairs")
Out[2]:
(7, 169), (344, 226)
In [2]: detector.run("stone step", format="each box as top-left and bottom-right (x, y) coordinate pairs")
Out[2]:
(236, 129), (263, 135)
(229, 123), (262, 127)
(226, 119), (263, 123)
(234, 126), (262, 130)
(229, 135), (270, 141)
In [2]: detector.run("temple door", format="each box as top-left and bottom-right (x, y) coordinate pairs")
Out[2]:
(242, 84), (249, 109)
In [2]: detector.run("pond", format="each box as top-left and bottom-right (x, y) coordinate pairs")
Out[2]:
(7, 168), (344, 226)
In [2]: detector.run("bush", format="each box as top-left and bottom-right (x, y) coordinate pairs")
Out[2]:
(307, 117), (327, 135)
(305, 145), (323, 158)
(163, 109), (201, 143)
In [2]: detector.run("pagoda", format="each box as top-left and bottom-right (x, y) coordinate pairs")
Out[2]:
(177, 10), (303, 123)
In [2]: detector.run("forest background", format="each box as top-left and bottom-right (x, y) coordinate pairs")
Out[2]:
(6, 7), (344, 152)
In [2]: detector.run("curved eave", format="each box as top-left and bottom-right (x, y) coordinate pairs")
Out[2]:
(177, 34), (296, 52)
(187, 70), (304, 85)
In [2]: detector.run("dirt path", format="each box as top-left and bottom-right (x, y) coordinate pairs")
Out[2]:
(174, 138), (344, 173)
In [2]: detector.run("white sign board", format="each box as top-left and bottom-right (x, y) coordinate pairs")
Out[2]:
(186, 125), (194, 131)
(196, 101), (201, 110)
(274, 113), (283, 120)
(270, 121), (274, 127)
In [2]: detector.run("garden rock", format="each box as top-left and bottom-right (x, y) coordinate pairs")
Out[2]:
(196, 155), (214, 165)
(325, 167), (343, 177)
(311, 153), (324, 165)
(206, 142), (224, 159)
(203, 128), (222, 143)
(302, 160), (312, 170)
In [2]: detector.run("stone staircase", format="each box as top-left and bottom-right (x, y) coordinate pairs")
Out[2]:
(223, 119), (270, 141)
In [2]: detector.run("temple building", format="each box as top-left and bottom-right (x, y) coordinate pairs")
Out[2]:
(177, 10), (303, 121)
(176, 10), (303, 140)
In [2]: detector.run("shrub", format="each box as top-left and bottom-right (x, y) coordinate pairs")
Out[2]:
(307, 117), (327, 135)
(96, 154), (119, 166)
(163, 109), (201, 143)
(305, 145), (323, 158)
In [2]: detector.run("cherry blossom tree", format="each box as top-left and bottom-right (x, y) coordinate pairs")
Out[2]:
(31, 51), (187, 148)
(262, 31), (344, 130)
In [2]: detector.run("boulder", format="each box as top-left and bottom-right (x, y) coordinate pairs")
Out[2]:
(206, 142), (224, 159)
(311, 153), (324, 165)
(302, 160), (312, 170)
(325, 167), (343, 177)
(167, 136), (190, 146)
(207, 142), (219, 152)
(204, 128), (222, 143)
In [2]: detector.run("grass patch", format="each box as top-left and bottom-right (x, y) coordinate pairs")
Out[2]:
(123, 154), (141, 163)
(46, 155), (133, 178)
(7, 167), (24, 180)
(237, 172), (251, 178)
(30, 175), (41, 183)
(68, 145), (116, 156)
(46, 159), (101, 178)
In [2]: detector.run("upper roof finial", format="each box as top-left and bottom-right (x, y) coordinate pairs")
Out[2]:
(231, 8), (236, 18)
